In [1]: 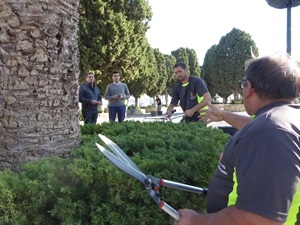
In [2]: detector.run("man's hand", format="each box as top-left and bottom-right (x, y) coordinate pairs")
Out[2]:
(91, 100), (98, 104)
(166, 110), (174, 118)
(166, 110), (172, 118)
(184, 109), (195, 118)
(173, 209), (201, 225)
(199, 101), (224, 124)
(113, 95), (123, 100)
(173, 206), (283, 225)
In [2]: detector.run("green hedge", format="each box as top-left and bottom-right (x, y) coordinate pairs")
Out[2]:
(0, 121), (230, 225)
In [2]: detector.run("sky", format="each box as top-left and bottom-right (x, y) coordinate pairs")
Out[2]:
(146, 0), (300, 65)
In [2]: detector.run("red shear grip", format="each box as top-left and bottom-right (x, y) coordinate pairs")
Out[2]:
(160, 179), (165, 187)
(159, 201), (164, 208)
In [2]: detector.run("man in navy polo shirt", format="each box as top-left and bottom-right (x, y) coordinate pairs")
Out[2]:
(166, 62), (212, 122)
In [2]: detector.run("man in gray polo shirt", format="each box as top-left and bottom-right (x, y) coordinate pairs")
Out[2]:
(104, 71), (130, 123)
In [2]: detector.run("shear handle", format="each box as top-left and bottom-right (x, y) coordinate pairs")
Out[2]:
(162, 179), (207, 195)
(164, 109), (177, 121)
(148, 176), (207, 195)
(165, 109), (176, 117)
(159, 201), (180, 221)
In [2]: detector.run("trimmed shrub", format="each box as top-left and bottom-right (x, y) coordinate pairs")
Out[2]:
(0, 121), (230, 225)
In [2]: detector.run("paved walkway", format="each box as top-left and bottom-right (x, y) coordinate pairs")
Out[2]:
(95, 107), (184, 124)
(94, 107), (249, 128)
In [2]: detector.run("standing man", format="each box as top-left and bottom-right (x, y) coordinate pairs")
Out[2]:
(155, 95), (162, 112)
(105, 71), (130, 123)
(166, 62), (212, 122)
(174, 54), (300, 225)
(79, 72), (102, 124)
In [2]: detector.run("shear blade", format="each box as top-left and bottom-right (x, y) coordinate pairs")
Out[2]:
(98, 134), (142, 172)
(96, 143), (147, 183)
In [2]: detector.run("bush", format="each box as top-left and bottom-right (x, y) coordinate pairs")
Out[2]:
(127, 105), (136, 110)
(0, 121), (230, 225)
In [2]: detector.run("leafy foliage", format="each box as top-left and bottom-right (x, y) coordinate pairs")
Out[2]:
(202, 28), (259, 101)
(171, 48), (201, 77)
(0, 122), (230, 224)
(126, 46), (159, 100)
(164, 54), (177, 104)
(78, 0), (152, 87)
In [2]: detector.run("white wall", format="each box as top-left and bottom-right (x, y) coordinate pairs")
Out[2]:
(128, 94), (170, 107)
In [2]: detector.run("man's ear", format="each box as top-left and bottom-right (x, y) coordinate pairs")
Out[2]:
(243, 80), (255, 98)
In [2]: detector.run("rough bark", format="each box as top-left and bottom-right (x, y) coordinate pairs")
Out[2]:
(0, 0), (81, 171)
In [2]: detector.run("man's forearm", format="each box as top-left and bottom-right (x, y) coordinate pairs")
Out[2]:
(166, 104), (175, 113)
(222, 111), (251, 130)
(177, 206), (282, 225)
(193, 93), (211, 113)
(193, 102), (208, 113)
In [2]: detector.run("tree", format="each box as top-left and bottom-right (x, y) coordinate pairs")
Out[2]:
(202, 45), (233, 102)
(0, 0), (81, 170)
(171, 47), (201, 76)
(147, 48), (168, 97)
(171, 48), (189, 65)
(186, 48), (201, 77)
(202, 45), (219, 99)
(78, 0), (152, 89)
(126, 46), (158, 106)
(202, 28), (259, 101)
(164, 54), (177, 105)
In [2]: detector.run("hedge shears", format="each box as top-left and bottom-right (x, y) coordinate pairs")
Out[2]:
(95, 134), (207, 221)
(143, 109), (185, 122)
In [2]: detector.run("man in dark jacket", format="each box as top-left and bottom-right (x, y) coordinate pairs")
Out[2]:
(79, 73), (102, 124)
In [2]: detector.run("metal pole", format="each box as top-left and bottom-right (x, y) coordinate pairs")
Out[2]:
(287, 0), (292, 55)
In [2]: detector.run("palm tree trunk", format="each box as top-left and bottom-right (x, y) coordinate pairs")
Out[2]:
(0, 0), (81, 171)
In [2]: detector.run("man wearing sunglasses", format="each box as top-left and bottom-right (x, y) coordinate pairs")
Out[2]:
(175, 54), (300, 225)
